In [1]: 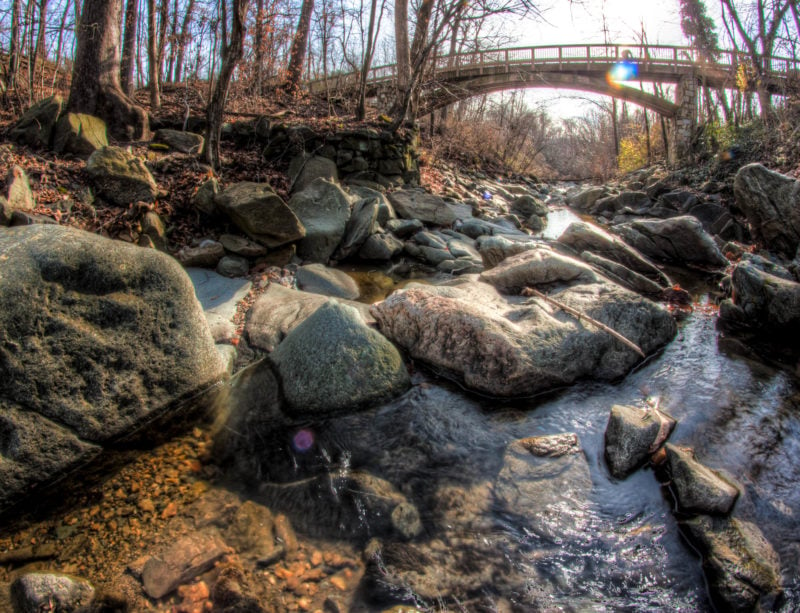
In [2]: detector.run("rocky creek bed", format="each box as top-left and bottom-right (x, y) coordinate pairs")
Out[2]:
(2, 115), (800, 611)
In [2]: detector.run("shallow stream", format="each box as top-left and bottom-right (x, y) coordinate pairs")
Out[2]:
(229, 277), (800, 611)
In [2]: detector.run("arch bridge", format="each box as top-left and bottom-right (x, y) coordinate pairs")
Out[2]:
(309, 43), (800, 162)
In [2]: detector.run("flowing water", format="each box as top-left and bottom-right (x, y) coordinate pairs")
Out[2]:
(228, 280), (800, 611)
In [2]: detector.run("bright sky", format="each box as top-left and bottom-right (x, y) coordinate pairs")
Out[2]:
(512, 0), (692, 117)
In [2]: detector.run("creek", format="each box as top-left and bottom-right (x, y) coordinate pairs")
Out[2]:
(223, 259), (800, 610)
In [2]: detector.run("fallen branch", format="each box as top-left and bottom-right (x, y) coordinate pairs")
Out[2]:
(523, 287), (646, 358)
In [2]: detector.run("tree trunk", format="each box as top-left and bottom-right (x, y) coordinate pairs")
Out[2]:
(147, 0), (160, 109)
(173, 0), (195, 82)
(252, 0), (265, 94)
(157, 0), (170, 83)
(7, 0), (21, 91)
(204, 0), (250, 169)
(393, 0), (409, 109)
(30, 0), (48, 98)
(121, 0), (140, 96)
(283, 0), (314, 93)
(166, 0), (179, 81)
(68, 0), (149, 140)
(356, 0), (380, 120)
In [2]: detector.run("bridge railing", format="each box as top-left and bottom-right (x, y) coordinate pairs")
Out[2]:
(312, 43), (800, 93)
(365, 44), (800, 82)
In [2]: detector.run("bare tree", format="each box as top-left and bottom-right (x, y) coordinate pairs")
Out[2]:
(7, 0), (22, 92)
(356, 0), (385, 119)
(147, 0), (160, 109)
(173, 0), (196, 82)
(284, 0), (315, 93)
(204, 0), (251, 169)
(68, 0), (149, 139)
(121, 0), (140, 95)
(720, 0), (792, 119)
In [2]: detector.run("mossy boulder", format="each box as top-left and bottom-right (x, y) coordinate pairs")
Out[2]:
(86, 146), (158, 205)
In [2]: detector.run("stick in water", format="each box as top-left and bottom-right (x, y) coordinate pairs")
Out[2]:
(523, 287), (646, 358)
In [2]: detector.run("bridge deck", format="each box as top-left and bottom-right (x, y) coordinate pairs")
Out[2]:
(309, 43), (800, 113)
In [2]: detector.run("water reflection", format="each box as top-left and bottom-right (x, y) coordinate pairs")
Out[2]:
(218, 300), (800, 610)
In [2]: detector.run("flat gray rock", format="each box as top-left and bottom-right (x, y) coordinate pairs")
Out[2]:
(296, 263), (360, 300)
(187, 268), (252, 342)
(388, 189), (472, 226)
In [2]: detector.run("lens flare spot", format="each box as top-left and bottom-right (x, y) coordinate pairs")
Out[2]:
(607, 61), (638, 85)
(292, 429), (315, 452)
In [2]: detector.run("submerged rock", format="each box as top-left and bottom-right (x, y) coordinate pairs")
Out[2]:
(604, 404), (675, 478)
(371, 271), (675, 397)
(10, 572), (95, 613)
(0, 225), (224, 514)
(271, 301), (410, 415)
(141, 531), (230, 599)
(681, 515), (782, 612)
(494, 433), (592, 540)
(663, 444), (740, 515)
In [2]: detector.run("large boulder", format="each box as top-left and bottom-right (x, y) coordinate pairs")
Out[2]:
(567, 186), (606, 211)
(719, 261), (800, 334)
(604, 404), (675, 478)
(287, 178), (352, 262)
(1, 166), (35, 225)
(681, 516), (782, 612)
(270, 301), (410, 415)
(334, 196), (379, 260)
(244, 284), (374, 353)
(86, 146), (158, 205)
(215, 182), (305, 248)
(8, 95), (64, 149)
(371, 268), (676, 397)
(288, 154), (339, 194)
(558, 221), (671, 287)
(387, 189), (472, 226)
(615, 216), (729, 269)
(0, 225), (225, 514)
(733, 163), (800, 258)
(53, 113), (108, 157)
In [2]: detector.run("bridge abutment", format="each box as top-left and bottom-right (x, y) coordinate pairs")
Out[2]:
(669, 73), (698, 166)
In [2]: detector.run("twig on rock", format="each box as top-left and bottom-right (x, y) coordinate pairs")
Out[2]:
(523, 286), (646, 358)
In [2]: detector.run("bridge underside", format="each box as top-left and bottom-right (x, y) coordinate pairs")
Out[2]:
(416, 71), (681, 117)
